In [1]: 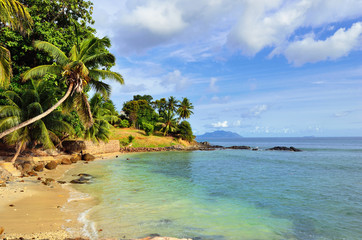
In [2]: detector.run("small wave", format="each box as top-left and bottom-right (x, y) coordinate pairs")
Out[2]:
(78, 208), (98, 240)
(67, 188), (92, 203)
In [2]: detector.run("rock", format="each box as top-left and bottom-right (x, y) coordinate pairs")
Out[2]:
(61, 158), (72, 165)
(70, 155), (81, 163)
(82, 153), (95, 161)
(0, 182), (6, 187)
(227, 146), (251, 150)
(27, 171), (38, 176)
(267, 146), (302, 152)
(42, 178), (55, 186)
(57, 181), (66, 184)
(252, 148), (259, 151)
(33, 163), (44, 172)
(0, 226), (4, 235)
(45, 161), (57, 170)
(70, 174), (93, 184)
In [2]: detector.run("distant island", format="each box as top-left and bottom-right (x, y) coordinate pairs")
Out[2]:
(197, 130), (243, 139)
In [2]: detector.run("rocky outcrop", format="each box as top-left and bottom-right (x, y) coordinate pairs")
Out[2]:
(70, 173), (94, 184)
(33, 163), (44, 172)
(70, 155), (81, 163)
(267, 146), (302, 152)
(45, 161), (58, 170)
(226, 146), (251, 150)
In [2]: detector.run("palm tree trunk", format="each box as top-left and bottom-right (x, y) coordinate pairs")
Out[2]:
(0, 82), (74, 139)
(11, 141), (24, 163)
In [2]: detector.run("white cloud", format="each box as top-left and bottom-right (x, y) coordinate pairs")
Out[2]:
(232, 120), (242, 127)
(284, 22), (362, 66)
(242, 104), (269, 118)
(212, 121), (229, 128)
(93, 0), (362, 63)
(161, 69), (190, 91)
(208, 77), (219, 92)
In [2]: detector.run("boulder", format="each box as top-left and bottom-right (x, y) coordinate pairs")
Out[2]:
(82, 153), (95, 161)
(42, 178), (55, 186)
(45, 161), (58, 170)
(61, 158), (72, 165)
(70, 155), (81, 163)
(33, 164), (44, 172)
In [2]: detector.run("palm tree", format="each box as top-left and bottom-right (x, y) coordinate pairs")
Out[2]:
(177, 97), (194, 120)
(0, 36), (124, 139)
(156, 110), (178, 136)
(84, 93), (118, 142)
(0, 80), (74, 162)
(0, 0), (33, 88)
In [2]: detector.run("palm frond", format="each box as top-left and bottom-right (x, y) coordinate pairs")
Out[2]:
(89, 69), (124, 84)
(31, 120), (54, 149)
(0, 0), (33, 34)
(0, 116), (21, 132)
(88, 80), (111, 97)
(0, 45), (12, 88)
(22, 65), (63, 81)
(82, 52), (115, 67)
(33, 41), (68, 65)
(0, 105), (21, 118)
(1, 90), (22, 106)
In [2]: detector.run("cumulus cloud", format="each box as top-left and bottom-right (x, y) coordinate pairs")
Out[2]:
(284, 22), (362, 66)
(93, 0), (362, 63)
(212, 121), (229, 128)
(161, 69), (190, 91)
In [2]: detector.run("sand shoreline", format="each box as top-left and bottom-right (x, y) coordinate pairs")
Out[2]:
(0, 152), (193, 240)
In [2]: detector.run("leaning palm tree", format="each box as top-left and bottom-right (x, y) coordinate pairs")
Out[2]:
(0, 0), (33, 88)
(0, 80), (74, 162)
(177, 97), (194, 120)
(0, 36), (124, 139)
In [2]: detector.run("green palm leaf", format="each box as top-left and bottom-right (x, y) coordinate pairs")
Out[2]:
(33, 41), (68, 65)
(22, 65), (63, 81)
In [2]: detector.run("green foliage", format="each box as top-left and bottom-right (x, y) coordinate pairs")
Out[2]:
(0, 79), (74, 149)
(178, 121), (194, 142)
(119, 119), (130, 128)
(0, 0), (95, 83)
(142, 122), (154, 136)
(122, 98), (158, 128)
(128, 135), (134, 143)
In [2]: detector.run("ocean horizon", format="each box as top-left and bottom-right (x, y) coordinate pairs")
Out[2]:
(65, 137), (362, 240)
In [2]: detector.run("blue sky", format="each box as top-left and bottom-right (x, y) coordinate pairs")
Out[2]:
(91, 0), (362, 137)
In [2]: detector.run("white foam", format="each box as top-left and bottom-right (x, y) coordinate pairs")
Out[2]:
(78, 208), (98, 240)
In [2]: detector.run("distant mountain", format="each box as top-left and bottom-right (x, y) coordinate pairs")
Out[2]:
(197, 130), (242, 139)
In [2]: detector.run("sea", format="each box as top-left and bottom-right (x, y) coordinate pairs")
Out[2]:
(64, 137), (362, 240)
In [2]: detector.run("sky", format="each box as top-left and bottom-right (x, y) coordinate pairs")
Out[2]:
(91, 0), (362, 137)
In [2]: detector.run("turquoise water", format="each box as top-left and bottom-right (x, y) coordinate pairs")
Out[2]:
(67, 138), (362, 240)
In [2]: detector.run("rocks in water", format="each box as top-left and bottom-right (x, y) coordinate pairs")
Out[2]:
(82, 153), (95, 161)
(33, 163), (44, 172)
(61, 158), (72, 165)
(267, 146), (302, 152)
(226, 146), (251, 150)
(57, 180), (66, 184)
(45, 161), (58, 170)
(70, 174), (94, 184)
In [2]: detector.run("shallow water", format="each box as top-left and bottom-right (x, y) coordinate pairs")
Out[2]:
(66, 137), (362, 240)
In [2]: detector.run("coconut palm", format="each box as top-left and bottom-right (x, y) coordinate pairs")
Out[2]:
(0, 80), (74, 162)
(84, 93), (119, 142)
(156, 110), (178, 136)
(177, 97), (194, 120)
(0, 0), (33, 88)
(0, 36), (124, 139)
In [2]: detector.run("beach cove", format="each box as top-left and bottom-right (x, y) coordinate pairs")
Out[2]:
(2, 137), (360, 239)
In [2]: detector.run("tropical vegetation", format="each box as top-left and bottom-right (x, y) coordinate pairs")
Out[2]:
(0, 0), (195, 159)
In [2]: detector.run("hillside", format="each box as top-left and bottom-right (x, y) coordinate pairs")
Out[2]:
(109, 128), (194, 148)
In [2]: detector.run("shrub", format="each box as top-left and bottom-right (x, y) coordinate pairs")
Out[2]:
(128, 135), (135, 143)
(142, 122), (154, 136)
(178, 121), (194, 142)
(119, 119), (130, 128)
